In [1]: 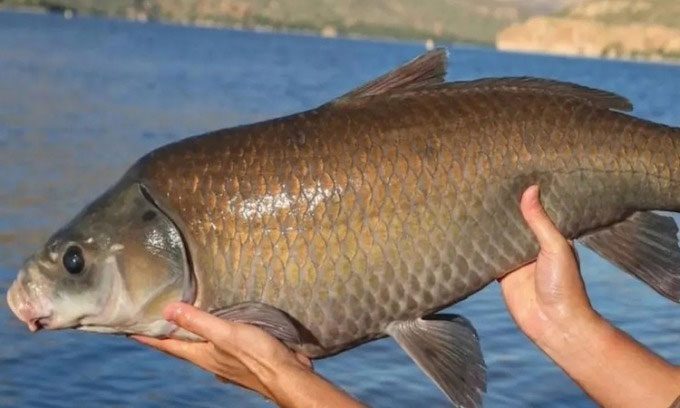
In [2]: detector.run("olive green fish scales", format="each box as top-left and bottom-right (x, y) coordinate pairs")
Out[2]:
(136, 79), (680, 356)
(10, 49), (680, 406)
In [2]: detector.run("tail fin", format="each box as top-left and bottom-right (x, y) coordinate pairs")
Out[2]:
(580, 211), (680, 302)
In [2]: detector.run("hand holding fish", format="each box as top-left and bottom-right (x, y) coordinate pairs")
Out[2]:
(499, 185), (594, 344)
(132, 304), (364, 408)
(500, 186), (680, 408)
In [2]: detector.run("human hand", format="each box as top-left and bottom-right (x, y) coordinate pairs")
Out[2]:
(133, 303), (364, 408)
(132, 302), (312, 401)
(499, 186), (680, 407)
(499, 185), (597, 344)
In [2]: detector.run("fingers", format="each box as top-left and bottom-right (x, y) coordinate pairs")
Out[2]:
(295, 352), (313, 369)
(131, 335), (209, 361)
(163, 302), (234, 343)
(520, 185), (568, 254)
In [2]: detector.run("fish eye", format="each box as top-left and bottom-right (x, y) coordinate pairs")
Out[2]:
(63, 245), (85, 275)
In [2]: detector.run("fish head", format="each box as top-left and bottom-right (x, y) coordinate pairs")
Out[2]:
(6, 181), (193, 337)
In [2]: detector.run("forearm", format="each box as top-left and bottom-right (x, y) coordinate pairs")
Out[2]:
(255, 362), (365, 408)
(536, 311), (680, 408)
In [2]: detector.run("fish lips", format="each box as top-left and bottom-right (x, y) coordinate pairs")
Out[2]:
(6, 278), (53, 332)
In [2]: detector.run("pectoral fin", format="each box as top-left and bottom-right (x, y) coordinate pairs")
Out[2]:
(211, 302), (303, 345)
(386, 314), (486, 407)
(581, 211), (680, 302)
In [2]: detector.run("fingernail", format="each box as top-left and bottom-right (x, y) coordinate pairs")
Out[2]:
(163, 303), (183, 321)
(527, 184), (539, 197)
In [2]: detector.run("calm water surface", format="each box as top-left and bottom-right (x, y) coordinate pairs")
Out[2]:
(1, 11), (679, 408)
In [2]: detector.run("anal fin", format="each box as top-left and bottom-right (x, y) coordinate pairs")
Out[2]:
(386, 314), (486, 407)
(580, 211), (680, 302)
(211, 302), (303, 345)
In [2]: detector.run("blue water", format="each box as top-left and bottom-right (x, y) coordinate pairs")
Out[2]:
(1, 10), (679, 408)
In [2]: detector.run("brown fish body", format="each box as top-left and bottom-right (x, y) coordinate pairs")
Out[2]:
(134, 79), (680, 356)
(9, 50), (680, 406)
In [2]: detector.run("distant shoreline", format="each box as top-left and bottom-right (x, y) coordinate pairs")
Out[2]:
(0, 6), (491, 49)
(0, 5), (489, 47)
(497, 16), (680, 64)
(1, 6), (678, 66)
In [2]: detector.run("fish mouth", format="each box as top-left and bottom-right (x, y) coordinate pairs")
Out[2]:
(6, 279), (53, 332)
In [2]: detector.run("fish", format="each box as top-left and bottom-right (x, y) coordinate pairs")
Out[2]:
(6, 48), (680, 407)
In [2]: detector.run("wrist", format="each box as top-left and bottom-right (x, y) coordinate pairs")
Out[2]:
(256, 361), (350, 408)
(249, 355), (312, 397)
(535, 307), (610, 364)
(532, 310), (680, 408)
(530, 304), (602, 348)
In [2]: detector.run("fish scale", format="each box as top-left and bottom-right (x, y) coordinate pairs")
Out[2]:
(9, 49), (680, 406)
(136, 86), (676, 357)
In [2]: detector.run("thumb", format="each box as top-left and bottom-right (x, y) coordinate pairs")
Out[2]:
(164, 302), (234, 343)
(520, 185), (569, 254)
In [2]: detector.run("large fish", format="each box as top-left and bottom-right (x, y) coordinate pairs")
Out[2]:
(7, 49), (680, 406)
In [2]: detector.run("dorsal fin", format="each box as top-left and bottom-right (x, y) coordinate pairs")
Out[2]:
(458, 77), (633, 112)
(328, 51), (632, 112)
(333, 48), (448, 104)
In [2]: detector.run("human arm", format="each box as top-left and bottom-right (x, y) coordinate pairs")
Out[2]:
(500, 185), (680, 407)
(133, 304), (365, 408)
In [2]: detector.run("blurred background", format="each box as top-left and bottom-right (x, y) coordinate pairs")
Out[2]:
(0, 1), (679, 408)
(1, 0), (679, 62)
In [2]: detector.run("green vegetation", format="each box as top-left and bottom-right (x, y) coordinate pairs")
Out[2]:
(1, 0), (677, 62)
(560, 0), (680, 30)
(0, 0), (574, 44)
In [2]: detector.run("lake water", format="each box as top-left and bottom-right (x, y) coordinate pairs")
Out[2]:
(1, 10), (679, 408)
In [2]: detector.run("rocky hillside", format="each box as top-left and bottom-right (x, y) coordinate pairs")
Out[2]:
(4, 0), (676, 61)
(0, 0), (579, 44)
(497, 0), (680, 61)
